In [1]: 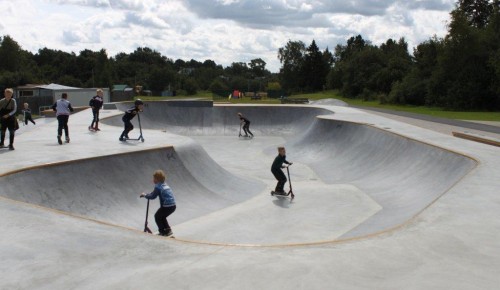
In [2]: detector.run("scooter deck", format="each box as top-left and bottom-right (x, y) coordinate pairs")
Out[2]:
(270, 191), (294, 199)
(123, 136), (145, 142)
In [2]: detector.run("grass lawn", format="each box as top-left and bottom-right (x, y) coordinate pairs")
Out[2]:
(293, 91), (500, 122)
(138, 91), (500, 122)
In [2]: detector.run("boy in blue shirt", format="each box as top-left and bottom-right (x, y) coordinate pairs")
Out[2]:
(140, 170), (176, 237)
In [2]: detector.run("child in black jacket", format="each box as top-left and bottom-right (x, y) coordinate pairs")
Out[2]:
(88, 89), (104, 131)
(22, 103), (36, 125)
(237, 112), (254, 137)
(271, 147), (293, 194)
(119, 99), (144, 141)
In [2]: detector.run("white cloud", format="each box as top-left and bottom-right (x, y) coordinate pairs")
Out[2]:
(0, 0), (455, 72)
(51, 0), (149, 11)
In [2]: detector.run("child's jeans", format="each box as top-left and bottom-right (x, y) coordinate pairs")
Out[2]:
(271, 168), (287, 192)
(155, 205), (176, 233)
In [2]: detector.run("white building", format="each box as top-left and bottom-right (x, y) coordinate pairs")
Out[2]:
(15, 84), (110, 113)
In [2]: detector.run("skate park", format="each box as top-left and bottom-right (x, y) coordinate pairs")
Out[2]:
(1, 100), (499, 289)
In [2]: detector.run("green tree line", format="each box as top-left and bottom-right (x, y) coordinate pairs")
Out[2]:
(0, 37), (275, 96)
(278, 0), (500, 110)
(327, 0), (500, 110)
(1, 0), (499, 110)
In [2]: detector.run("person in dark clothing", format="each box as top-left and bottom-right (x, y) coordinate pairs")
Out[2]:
(119, 99), (144, 141)
(271, 147), (293, 194)
(237, 112), (254, 137)
(0, 88), (17, 150)
(140, 170), (176, 237)
(52, 93), (74, 145)
(22, 103), (36, 125)
(88, 88), (104, 131)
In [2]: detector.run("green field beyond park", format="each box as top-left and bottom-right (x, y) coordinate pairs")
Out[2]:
(141, 91), (500, 122)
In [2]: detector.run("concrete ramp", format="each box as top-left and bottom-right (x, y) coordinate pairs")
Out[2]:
(0, 102), (477, 245)
(0, 140), (265, 230)
(111, 102), (332, 136)
(104, 102), (477, 244)
(286, 117), (477, 239)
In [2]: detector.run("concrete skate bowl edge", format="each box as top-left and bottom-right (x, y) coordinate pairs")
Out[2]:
(0, 102), (478, 247)
(0, 143), (266, 232)
(101, 102), (478, 244)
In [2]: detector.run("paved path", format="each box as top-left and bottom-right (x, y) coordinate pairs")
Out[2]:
(354, 105), (500, 132)
(0, 102), (499, 289)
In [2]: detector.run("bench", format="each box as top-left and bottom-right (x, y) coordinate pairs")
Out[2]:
(280, 98), (309, 104)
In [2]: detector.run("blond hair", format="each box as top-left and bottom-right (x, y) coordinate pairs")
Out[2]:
(153, 170), (166, 183)
(96, 88), (103, 93)
(5, 88), (13, 94)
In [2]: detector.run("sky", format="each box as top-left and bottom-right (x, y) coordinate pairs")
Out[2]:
(0, 0), (457, 72)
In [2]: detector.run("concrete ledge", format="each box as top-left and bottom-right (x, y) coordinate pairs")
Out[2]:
(452, 131), (500, 147)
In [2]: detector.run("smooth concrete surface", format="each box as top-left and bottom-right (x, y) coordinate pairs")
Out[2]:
(1, 102), (499, 289)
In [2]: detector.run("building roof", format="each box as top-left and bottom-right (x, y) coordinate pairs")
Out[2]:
(37, 83), (80, 90)
(16, 83), (81, 90)
(16, 84), (45, 89)
(113, 84), (129, 91)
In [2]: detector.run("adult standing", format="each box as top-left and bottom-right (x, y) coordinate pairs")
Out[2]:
(0, 88), (17, 150)
(52, 93), (74, 145)
(88, 88), (104, 131)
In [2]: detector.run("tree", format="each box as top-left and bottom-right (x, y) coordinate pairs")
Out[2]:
(335, 35), (368, 62)
(457, 0), (493, 28)
(328, 35), (369, 92)
(209, 78), (229, 92)
(149, 67), (175, 93)
(301, 40), (330, 91)
(278, 40), (306, 91)
(428, 3), (495, 109)
(248, 58), (267, 77)
(182, 77), (198, 95)
(373, 38), (412, 95)
(225, 62), (250, 77)
(388, 37), (442, 105)
(0, 35), (23, 72)
(193, 66), (223, 90)
(340, 45), (384, 98)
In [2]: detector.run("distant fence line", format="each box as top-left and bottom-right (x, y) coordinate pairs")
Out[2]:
(15, 96), (54, 116)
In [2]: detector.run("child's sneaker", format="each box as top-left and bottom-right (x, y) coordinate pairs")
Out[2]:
(65, 137), (70, 143)
(8, 144), (14, 150)
(157, 229), (174, 237)
(0, 143), (5, 148)
(57, 136), (62, 145)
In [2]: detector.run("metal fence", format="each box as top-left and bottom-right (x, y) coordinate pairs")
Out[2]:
(15, 96), (54, 116)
